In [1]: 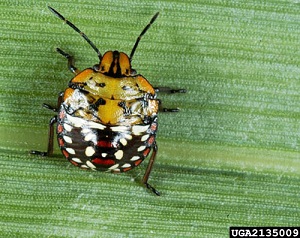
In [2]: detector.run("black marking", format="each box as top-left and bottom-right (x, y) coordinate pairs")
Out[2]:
(69, 82), (86, 88)
(143, 116), (151, 124)
(65, 104), (77, 115)
(118, 101), (126, 108)
(90, 98), (106, 110)
(122, 85), (132, 91)
(136, 96), (149, 108)
(141, 99), (149, 108)
(135, 83), (141, 91)
(68, 82), (89, 94)
(107, 51), (122, 77)
(145, 93), (156, 100)
(92, 64), (100, 71)
(97, 83), (106, 87)
(118, 101), (131, 116)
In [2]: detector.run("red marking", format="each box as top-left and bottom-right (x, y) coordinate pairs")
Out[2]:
(134, 159), (142, 166)
(150, 123), (157, 132)
(123, 167), (132, 172)
(92, 158), (115, 166)
(57, 124), (63, 133)
(58, 137), (64, 146)
(147, 135), (155, 146)
(97, 140), (113, 148)
(70, 160), (78, 166)
(59, 110), (65, 119)
(143, 148), (151, 157)
(62, 149), (69, 158)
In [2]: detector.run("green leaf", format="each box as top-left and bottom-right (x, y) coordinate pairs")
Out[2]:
(0, 1), (299, 237)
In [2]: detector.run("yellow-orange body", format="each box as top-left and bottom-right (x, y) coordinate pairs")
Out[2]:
(63, 53), (159, 126)
(54, 50), (160, 175)
(30, 8), (184, 195)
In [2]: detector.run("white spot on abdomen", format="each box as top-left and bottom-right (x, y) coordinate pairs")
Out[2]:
(86, 121), (106, 130)
(101, 153), (107, 157)
(72, 158), (82, 163)
(63, 123), (72, 132)
(108, 164), (119, 170)
(81, 128), (91, 134)
(85, 146), (95, 156)
(66, 148), (75, 154)
(114, 150), (123, 160)
(111, 125), (129, 132)
(124, 134), (132, 140)
(132, 125), (149, 135)
(130, 156), (140, 161)
(121, 163), (131, 168)
(66, 114), (106, 130)
(63, 135), (72, 143)
(67, 114), (85, 127)
(120, 138), (127, 146)
(141, 134), (149, 142)
(84, 133), (96, 142)
(86, 161), (96, 169)
(137, 145), (146, 152)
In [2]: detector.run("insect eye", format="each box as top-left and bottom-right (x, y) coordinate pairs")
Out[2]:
(92, 64), (100, 71)
(130, 69), (137, 75)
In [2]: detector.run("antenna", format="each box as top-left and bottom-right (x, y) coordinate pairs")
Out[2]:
(129, 12), (159, 62)
(48, 6), (102, 60)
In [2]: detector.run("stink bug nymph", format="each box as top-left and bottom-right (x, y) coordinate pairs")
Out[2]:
(31, 6), (186, 196)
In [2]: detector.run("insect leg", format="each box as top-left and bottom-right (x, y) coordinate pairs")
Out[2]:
(56, 48), (80, 75)
(30, 115), (57, 156)
(42, 92), (64, 112)
(155, 99), (179, 112)
(155, 87), (186, 112)
(142, 142), (160, 196)
(154, 87), (186, 94)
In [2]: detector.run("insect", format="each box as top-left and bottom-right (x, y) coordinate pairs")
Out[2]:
(31, 6), (186, 196)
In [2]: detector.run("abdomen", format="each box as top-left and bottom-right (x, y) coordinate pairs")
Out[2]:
(56, 104), (158, 173)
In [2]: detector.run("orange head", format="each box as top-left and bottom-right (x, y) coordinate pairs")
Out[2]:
(95, 51), (136, 77)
